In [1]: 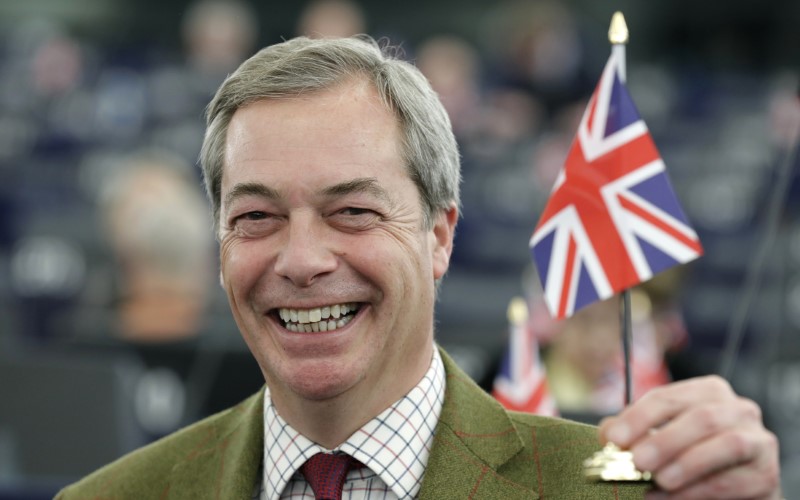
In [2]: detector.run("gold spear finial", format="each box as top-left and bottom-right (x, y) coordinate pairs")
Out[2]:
(507, 297), (529, 325)
(608, 11), (629, 44)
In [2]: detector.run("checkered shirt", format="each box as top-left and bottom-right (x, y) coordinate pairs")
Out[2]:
(255, 348), (445, 500)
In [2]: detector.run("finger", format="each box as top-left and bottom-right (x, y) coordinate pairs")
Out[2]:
(599, 375), (736, 448)
(645, 461), (780, 500)
(651, 428), (779, 496)
(629, 396), (763, 472)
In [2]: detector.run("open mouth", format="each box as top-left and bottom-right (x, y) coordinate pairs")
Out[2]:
(275, 303), (362, 333)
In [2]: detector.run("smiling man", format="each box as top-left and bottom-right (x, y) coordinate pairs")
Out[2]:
(58, 36), (781, 500)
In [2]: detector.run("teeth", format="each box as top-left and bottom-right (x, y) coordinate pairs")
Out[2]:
(298, 310), (309, 323)
(278, 303), (359, 333)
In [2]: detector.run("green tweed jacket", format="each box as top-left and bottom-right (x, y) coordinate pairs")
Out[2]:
(57, 348), (648, 499)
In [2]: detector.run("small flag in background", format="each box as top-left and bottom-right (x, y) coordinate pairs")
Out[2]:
(530, 49), (703, 320)
(492, 297), (558, 416)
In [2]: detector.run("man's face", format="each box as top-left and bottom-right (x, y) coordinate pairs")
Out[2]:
(218, 78), (456, 415)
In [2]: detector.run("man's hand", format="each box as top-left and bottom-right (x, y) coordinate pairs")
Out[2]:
(598, 375), (781, 500)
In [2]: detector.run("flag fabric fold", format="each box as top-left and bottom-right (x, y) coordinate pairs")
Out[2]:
(530, 49), (702, 320)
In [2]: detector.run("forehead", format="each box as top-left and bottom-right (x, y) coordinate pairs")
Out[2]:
(222, 78), (408, 190)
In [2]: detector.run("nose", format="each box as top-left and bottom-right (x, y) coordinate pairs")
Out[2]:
(273, 213), (337, 287)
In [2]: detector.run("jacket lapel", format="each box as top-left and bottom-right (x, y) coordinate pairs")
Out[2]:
(419, 348), (538, 499)
(168, 389), (265, 499)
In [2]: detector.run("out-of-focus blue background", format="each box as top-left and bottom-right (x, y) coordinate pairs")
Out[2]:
(0, 0), (798, 497)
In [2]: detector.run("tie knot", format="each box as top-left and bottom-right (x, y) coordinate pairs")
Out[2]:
(300, 453), (360, 500)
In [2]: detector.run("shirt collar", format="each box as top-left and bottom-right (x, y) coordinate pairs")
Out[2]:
(262, 347), (446, 500)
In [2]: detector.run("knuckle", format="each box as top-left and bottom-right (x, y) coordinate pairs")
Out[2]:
(726, 431), (754, 463)
(763, 431), (781, 475)
(637, 385), (678, 415)
(737, 396), (763, 421)
(702, 374), (734, 396)
(765, 430), (780, 455)
(694, 405), (724, 434)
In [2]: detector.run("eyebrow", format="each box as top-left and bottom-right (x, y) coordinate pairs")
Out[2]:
(320, 177), (392, 205)
(223, 177), (393, 208)
(223, 182), (280, 208)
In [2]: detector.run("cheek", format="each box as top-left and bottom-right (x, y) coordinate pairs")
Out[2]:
(352, 228), (417, 265)
(346, 234), (427, 299)
(388, 237), (432, 286)
(220, 240), (265, 297)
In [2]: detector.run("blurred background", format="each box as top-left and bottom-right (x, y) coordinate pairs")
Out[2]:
(0, 0), (798, 497)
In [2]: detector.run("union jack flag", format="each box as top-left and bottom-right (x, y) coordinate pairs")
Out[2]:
(492, 298), (558, 416)
(530, 50), (703, 319)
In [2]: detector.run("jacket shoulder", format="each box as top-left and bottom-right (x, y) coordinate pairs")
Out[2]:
(56, 390), (262, 499)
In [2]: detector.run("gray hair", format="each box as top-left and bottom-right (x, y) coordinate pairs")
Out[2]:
(199, 35), (461, 232)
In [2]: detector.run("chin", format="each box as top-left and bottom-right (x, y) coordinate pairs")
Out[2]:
(284, 363), (363, 402)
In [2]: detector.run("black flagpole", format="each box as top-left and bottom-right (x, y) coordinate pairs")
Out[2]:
(610, 12), (634, 407)
(620, 289), (633, 405)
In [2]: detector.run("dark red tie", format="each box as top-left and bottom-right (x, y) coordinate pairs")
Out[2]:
(300, 453), (359, 500)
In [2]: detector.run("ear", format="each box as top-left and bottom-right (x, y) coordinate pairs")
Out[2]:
(431, 203), (458, 280)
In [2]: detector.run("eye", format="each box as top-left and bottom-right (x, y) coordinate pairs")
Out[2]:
(239, 211), (269, 220)
(338, 207), (375, 216)
(228, 211), (281, 237)
(329, 206), (381, 230)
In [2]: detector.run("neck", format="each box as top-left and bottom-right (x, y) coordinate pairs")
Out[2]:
(271, 342), (435, 449)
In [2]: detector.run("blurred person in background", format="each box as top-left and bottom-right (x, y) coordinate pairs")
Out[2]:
(181, 0), (259, 85)
(541, 295), (625, 413)
(99, 150), (215, 342)
(143, 0), (260, 165)
(416, 32), (552, 274)
(416, 35), (483, 143)
(296, 0), (366, 39)
(57, 36), (781, 500)
(64, 152), (263, 442)
(541, 289), (679, 416)
(481, 0), (594, 117)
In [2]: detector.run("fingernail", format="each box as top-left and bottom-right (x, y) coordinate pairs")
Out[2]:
(631, 443), (658, 470)
(658, 464), (683, 489)
(606, 423), (630, 444)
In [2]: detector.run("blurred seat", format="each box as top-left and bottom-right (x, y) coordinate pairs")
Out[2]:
(0, 350), (145, 490)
